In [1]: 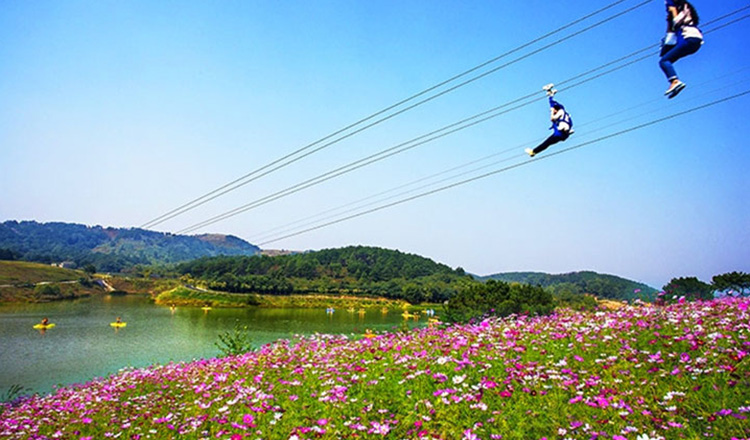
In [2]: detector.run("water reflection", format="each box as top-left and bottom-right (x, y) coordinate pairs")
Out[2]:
(0, 295), (421, 397)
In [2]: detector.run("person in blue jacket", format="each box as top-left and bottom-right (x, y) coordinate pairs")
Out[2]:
(660, 0), (703, 98)
(525, 84), (573, 157)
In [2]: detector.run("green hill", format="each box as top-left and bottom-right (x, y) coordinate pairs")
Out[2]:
(477, 271), (657, 301)
(177, 245), (472, 304)
(0, 220), (260, 273)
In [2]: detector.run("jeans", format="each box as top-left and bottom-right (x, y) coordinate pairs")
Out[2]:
(659, 37), (702, 81)
(533, 130), (570, 155)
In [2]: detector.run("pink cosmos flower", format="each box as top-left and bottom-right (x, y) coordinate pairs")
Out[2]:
(242, 414), (256, 427)
(463, 429), (479, 440)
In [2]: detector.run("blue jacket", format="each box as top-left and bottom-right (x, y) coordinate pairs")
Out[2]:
(549, 97), (573, 135)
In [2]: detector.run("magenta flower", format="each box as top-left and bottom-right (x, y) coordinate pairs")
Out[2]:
(463, 429), (479, 440)
(242, 414), (256, 427)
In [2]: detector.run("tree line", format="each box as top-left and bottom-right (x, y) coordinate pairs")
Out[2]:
(661, 271), (750, 301)
(480, 271), (657, 301)
(176, 246), (472, 304)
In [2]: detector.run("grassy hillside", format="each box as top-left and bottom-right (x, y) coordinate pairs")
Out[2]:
(0, 261), (102, 302)
(0, 260), (82, 285)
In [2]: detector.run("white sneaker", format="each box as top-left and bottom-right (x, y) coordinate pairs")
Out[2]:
(665, 80), (686, 98)
(542, 83), (555, 92)
(525, 148), (536, 157)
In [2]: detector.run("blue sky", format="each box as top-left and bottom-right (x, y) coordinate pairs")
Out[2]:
(1, 0), (748, 289)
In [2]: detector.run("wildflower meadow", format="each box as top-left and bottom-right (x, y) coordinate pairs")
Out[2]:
(2, 297), (748, 440)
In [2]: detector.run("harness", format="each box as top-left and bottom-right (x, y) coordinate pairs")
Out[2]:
(555, 111), (573, 131)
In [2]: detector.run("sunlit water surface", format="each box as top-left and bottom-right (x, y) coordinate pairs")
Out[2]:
(0, 295), (417, 396)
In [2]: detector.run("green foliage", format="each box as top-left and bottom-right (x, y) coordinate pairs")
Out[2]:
(177, 246), (469, 303)
(33, 283), (61, 298)
(712, 271), (750, 296)
(78, 277), (93, 288)
(0, 248), (17, 261)
(215, 322), (254, 357)
(662, 276), (714, 301)
(480, 271), (657, 301)
(444, 279), (554, 323)
(1, 384), (31, 404)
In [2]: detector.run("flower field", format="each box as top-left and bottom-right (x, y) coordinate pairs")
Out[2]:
(2, 298), (749, 440)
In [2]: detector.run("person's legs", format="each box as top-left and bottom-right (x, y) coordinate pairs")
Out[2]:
(531, 132), (567, 155)
(660, 41), (676, 57)
(659, 38), (702, 81)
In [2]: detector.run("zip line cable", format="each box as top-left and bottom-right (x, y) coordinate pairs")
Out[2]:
(248, 9), (750, 241)
(251, 69), (750, 243)
(179, 4), (747, 235)
(173, 47), (661, 233)
(256, 89), (750, 246)
(181, 5), (750, 235)
(141, 0), (651, 230)
(177, 6), (748, 234)
(141, 0), (638, 230)
(178, 6), (749, 234)
(177, 35), (662, 232)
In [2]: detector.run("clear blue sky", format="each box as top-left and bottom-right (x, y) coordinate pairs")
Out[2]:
(1, 0), (748, 289)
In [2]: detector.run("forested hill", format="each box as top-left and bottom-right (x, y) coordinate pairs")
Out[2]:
(177, 246), (470, 303)
(478, 271), (657, 301)
(0, 220), (260, 272)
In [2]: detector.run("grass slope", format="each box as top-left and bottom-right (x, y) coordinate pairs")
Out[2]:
(0, 261), (82, 285)
(0, 261), (104, 302)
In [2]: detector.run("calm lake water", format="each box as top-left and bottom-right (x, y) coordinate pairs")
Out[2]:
(0, 295), (419, 397)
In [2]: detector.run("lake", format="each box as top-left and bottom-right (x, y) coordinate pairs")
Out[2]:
(0, 294), (421, 398)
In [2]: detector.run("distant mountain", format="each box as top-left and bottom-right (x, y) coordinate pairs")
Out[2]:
(477, 271), (657, 301)
(0, 220), (260, 272)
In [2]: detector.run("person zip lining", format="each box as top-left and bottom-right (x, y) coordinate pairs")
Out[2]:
(525, 84), (573, 157)
(660, 0), (703, 98)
